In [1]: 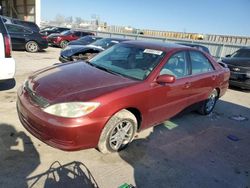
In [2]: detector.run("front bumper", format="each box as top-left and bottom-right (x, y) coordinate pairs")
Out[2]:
(47, 38), (60, 46)
(0, 57), (15, 80)
(229, 71), (250, 89)
(59, 55), (72, 63)
(38, 41), (48, 50)
(17, 86), (109, 151)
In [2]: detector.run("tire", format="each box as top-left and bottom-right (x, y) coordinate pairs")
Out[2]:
(198, 89), (218, 115)
(60, 40), (68, 48)
(25, 41), (39, 53)
(98, 109), (137, 154)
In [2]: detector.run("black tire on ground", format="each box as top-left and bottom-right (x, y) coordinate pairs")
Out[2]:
(97, 109), (138, 154)
(25, 41), (39, 53)
(197, 89), (218, 115)
(60, 40), (68, 48)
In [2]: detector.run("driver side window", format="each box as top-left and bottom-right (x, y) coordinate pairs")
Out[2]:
(160, 51), (188, 78)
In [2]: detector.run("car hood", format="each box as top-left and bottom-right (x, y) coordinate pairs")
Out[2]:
(27, 62), (137, 104)
(61, 45), (104, 57)
(222, 57), (250, 68)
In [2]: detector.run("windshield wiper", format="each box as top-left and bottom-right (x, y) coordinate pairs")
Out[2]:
(89, 63), (122, 76)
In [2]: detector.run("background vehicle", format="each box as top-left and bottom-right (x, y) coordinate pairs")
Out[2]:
(17, 41), (230, 154)
(47, 30), (94, 48)
(2, 16), (40, 32)
(0, 16), (15, 81)
(67, 35), (102, 46)
(40, 26), (70, 37)
(221, 47), (250, 89)
(59, 38), (128, 62)
(5, 23), (48, 53)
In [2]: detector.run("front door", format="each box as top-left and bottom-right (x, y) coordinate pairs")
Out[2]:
(146, 51), (193, 127)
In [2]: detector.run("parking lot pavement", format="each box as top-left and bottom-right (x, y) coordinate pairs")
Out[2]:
(0, 47), (250, 188)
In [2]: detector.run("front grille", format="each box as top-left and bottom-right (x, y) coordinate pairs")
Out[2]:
(227, 64), (249, 73)
(24, 81), (50, 108)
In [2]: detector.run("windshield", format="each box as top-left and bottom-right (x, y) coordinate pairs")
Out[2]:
(41, 27), (55, 31)
(89, 43), (166, 80)
(231, 49), (250, 58)
(60, 30), (72, 36)
(90, 39), (120, 49)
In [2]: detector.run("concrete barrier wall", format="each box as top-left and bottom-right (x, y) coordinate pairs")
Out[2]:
(93, 30), (245, 58)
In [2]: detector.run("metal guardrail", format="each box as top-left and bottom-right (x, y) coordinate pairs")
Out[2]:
(92, 30), (246, 59)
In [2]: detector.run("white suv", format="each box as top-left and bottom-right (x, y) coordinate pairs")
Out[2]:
(0, 16), (15, 81)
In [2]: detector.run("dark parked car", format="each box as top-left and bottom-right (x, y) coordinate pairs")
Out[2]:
(177, 43), (210, 54)
(67, 35), (102, 46)
(2, 16), (40, 32)
(221, 47), (250, 89)
(5, 23), (48, 52)
(47, 30), (94, 48)
(17, 41), (230, 153)
(59, 38), (128, 63)
(40, 26), (70, 37)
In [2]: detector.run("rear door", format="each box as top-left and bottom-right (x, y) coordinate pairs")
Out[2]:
(186, 50), (218, 106)
(5, 24), (26, 50)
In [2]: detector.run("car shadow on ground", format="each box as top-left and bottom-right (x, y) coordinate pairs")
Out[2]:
(119, 100), (250, 188)
(229, 85), (250, 93)
(0, 123), (40, 188)
(0, 78), (16, 91)
(26, 161), (99, 188)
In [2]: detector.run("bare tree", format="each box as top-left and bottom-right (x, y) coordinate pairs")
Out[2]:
(54, 14), (65, 26)
(75, 17), (83, 25)
(65, 16), (73, 24)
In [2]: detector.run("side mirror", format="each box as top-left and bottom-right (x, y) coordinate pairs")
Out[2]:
(156, 74), (176, 84)
(225, 54), (231, 58)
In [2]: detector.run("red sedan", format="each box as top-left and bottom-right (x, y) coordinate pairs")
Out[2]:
(47, 30), (94, 48)
(17, 41), (230, 153)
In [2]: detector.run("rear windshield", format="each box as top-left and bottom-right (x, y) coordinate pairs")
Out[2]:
(61, 30), (72, 36)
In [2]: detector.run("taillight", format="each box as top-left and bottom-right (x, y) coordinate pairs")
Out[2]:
(4, 34), (12, 58)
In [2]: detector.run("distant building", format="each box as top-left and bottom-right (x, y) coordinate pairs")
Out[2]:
(0, 0), (41, 26)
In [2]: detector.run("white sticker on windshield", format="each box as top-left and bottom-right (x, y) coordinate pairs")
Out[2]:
(111, 40), (119, 43)
(143, 49), (163, 55)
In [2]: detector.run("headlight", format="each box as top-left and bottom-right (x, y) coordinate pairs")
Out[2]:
(43, 102), (100, 118)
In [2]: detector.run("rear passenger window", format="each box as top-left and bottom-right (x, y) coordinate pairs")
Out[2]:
(190, 51), (214, 75)
(6, 24), (24, 33)
(160, 51), (188, 78)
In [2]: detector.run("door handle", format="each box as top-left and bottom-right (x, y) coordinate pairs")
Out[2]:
(184, 82), (191, 89)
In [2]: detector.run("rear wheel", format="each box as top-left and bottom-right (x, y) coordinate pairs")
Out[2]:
(25, 41), (39, 52)
(60, 40), (68, 48)
(98, 109), (137, 154)
(198, 89), (218, 115)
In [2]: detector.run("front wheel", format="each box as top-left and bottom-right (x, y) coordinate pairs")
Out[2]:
(98, 109), (137, 154)
(25, 41), (39, 52)
(60, 40), (68, 48)
(198, 89), (218, 115)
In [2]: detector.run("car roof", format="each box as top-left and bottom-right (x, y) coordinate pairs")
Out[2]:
(177, 42), (210, 53)
(122, 40), (188, 52)
(106, 38), (129, 42)
(240, 46), (250, 50)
